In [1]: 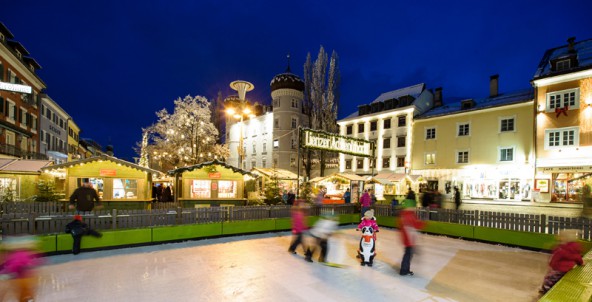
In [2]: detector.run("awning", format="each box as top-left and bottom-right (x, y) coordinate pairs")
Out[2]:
(0, 159), (53, 172)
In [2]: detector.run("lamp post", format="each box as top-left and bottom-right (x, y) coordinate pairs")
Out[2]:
(226, 80), (254, 168)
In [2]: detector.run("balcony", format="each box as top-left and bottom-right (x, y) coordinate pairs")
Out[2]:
(0, 143), (48, 160)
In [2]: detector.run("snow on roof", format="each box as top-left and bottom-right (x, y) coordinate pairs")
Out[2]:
(0, 159), (53, 173)
(534, 38), (592, 79)
(416, 89), (533, 119)
(370, 83), (425, 104)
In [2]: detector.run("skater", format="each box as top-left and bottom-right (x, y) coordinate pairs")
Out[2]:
(398, 199), (425, 276)
(540, 229), (583, 294)
(453, 186), (461, 210)
(305, 215), (338, 263)
(357, 210), (379, 266)
(360, 189), (372, 218)
(65, 215), (102, 255)
(69, 180), (102, 213)
(288, 201), (308, 255)
(0, 235), (43, 302)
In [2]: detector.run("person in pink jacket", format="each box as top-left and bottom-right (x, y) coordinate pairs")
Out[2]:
(288, 200), (308, 255)
(540, 229), (584, 294)
(360, 189), (372, 218)
(0, 236), (43, 301)
(398, 200), (425, 276)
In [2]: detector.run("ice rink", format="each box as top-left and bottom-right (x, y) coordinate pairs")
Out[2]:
(30, 227), (549, 302)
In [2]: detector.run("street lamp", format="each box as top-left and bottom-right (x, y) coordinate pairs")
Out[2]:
(226, 80), (255, 168)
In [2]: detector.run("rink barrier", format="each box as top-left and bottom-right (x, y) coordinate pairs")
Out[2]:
(539, 249), (592, 302)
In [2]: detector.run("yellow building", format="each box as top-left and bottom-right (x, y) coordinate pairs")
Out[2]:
(412, 77), (534, 201)
(532, 37), (592, 203)
(67, 118), (81, 161)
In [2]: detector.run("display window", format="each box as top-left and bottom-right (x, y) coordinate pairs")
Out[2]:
(218, 180), (237, 198)
(191, 180), (211, 198)
(113, 179), (138, 199)
(551, 172), (592, 202)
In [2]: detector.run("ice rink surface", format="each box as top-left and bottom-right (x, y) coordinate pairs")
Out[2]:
(31, 227), (549, 302)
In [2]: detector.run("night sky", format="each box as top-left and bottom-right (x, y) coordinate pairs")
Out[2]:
(2, 1), (591, 161)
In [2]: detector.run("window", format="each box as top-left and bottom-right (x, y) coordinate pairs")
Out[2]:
(273, 99), (279, 107)
(397, 156), (405, 167)
(112, 179), (138, 199)
(345, 160), (352, 169)
(457, 151), (469, 164)
(383, 138), (391, 149)
(384, 119), (391, 129)
(0, 97), (3, 114)
(31, 115), (37, 131)
(370, 121), (377, 131)
(218, 180), (237, 198)
(273, 158), (278, 168)
(0, 62), (3, 81)
(7, 100), (15, 121)
(291, 99), (298, 108)
(8, 69), (16, 83)
(20, 108), (26, 127)
(5, 131), (14, 146)
(556, 59), (571, 71)
(499, 147), (514, 162)
(397, 136), (406, 147)
(262, 142), (267, 154)
(370, 158), (376, 169)
(500, 117), (515, 132)
(346, 125), (353, 135)
(289, 156), (295, 167)
(262, 158), (267, 167)
(457, 123), (470, 136)
(291, 117), (297, 129)
(357, 159), (363, 169)
(274, 118), (279, 129)
(358, 123), (364, 132)
(251, 160), (256, 169)
(45, 108), (51, 119)
(291, 138), (296, 149)
(398, 116), (406, 127)
(252, 143), (256, 154)
(46, 132), (51, 145)
(547, 88), (579, 111)
(273, 139), (279, 148)
(191, 180), (211, 198)
(426, 127), (436, 140)
(425, 153), (435, 165)
(545, 127), (579, 149)
(382, 158), (390, 168)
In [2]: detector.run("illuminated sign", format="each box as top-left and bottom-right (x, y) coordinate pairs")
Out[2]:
(99, 169), (117, 176)
(0, 81), (32, 94)
(300, 128), (374, 158)
(208, 172), (221, 178)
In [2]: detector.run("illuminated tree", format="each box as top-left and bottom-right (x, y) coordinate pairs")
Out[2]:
(139, 95), (229, 171)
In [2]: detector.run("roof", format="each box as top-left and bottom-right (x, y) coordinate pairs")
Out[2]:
(41, 155), (162, 175)
(168, 159), (254, 176)
(310, 173), (366, 183)
(533, 38), (592, 79)
(251, 168), (299, 180)
(342, 83), (425, 120)
(0, 22), (15, 39)
(0, 159), (52, 173)
(369, 173), (424, 184)
(416, 88), (533, 120)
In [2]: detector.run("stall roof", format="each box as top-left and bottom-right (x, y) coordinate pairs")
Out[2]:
(251, 168), (299, 180)
(372, 172), (407, 182)
(0, 159), (53, 173)
(41, 155), (162, 175)
(169, 159), (255, 176)
(311, 172), (366, 183)
(367, 178), (392, 185)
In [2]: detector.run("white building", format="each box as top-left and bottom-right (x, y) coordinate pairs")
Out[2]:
(39, 94), (69, 163)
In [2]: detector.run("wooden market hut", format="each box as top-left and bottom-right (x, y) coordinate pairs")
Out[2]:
(40, 155), (162, 206)
(368, 172), (426, 203)
(168, 159), (256, 207)
(0, 159), (54, 201)
(310, 172), (366, 204)
(250, 167), (300, 194)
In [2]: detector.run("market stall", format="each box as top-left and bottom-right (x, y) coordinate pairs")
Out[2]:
(310, 172), (366, 204)
(250, 168), (300, 194)
(169, 159), (257, 207)
(368, 172), (425, 202)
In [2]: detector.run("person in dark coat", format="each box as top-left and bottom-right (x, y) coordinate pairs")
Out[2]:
(151, 183), (158, 202)
(343, 188), (351, 204)
(406, 188), (416, 201)
(162, 185), (173, 202)
(69, 181), (101, 213)
(454, 186), (461, 210)
(65, 215), (102, 255)
(287, 190), (296, 206)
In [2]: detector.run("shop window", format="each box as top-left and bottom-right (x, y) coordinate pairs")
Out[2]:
(383, 138), (391, 149)
(396, 156), (405, 168)
(457, 123), (470, 136)
(397, 136), (405, 147)
(547, 88), (579, 111)
(346, 125), (353, 135)
(358, 123), (364, 133)
(191, 180), (211, 198)
(425, 127), (436, 140)
(370, 121), (377, 131)
(500, 117), (515, 132)
(218, 180), (237, 198)
(425, 153), (435, 165)
(382, 158), (390, 168)
(398, 116), (406, 127)
(0, 178), (17, 200)
(456, 151), (469, 164)
(113, 179), (138, 199)
(356, 159), (363, 169)
(345, 160), (352, 169)
(384, 118), (391, 129)
(499, 147), (514, 162)
(545, 127), (579, 149)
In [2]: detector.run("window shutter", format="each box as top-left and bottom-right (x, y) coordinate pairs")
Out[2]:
(0, 97), (3, 114)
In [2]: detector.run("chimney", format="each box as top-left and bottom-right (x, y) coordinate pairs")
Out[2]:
(567, 37), (576, 53)
(434, 87), (443, 107)
(489, 74), (499, 98)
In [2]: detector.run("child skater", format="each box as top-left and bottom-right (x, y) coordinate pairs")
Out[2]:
(540, 229), (584, 294)
(0, 235), (43, 301)
(65, 215), (102, 255)
(356, 210), (379, 266)
(357, 209), (379, 238)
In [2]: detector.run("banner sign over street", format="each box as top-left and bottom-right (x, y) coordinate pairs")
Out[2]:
(300, 128), (374, 158)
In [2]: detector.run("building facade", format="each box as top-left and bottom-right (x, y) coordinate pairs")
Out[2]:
(67, 119), (82, 161)
(532, 37), (592, 203)
(412, 77), (534, 201)
(337, 83), (434, 179)
(40, 94), (69, 163)
(0, 23), (44, 160)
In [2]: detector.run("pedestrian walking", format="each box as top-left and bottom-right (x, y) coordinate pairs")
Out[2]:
(454, 186), (461, 210)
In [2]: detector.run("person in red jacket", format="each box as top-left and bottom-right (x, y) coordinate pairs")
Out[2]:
(540, 229), (584, 294)
(398, 199), (425, 276)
